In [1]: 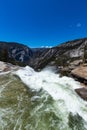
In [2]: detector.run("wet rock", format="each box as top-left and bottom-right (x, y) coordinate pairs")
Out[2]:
(0, 61), (19, 73)
(0, 61), (9, 72)
(59, 67), (71, 76)
(75, 87), (87, 100)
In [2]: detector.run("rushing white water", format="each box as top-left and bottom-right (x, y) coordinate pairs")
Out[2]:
(0, 66), (87, 130)
(15, 66), (87, 125)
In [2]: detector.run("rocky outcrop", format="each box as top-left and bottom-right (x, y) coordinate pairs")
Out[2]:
(75, 87), (87, 100)
(70, 64), (87, 100)
(0, 61), (19, 73)
(71, 64), (87, 84)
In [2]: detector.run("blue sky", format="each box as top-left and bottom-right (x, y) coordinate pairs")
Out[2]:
(0, 0), (87, 47)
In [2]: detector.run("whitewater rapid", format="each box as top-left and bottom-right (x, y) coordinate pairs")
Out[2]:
(15, 66), (87, 124)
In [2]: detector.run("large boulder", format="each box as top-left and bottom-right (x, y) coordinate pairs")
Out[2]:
(71, 64), (87, 84)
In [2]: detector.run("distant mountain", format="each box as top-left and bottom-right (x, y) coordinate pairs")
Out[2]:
(0, 41), (33, 66)
(0, 38), (87, 71)
(31, 38), (87, 70)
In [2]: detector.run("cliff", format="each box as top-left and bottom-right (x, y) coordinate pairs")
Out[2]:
(0, 41), (33, 66)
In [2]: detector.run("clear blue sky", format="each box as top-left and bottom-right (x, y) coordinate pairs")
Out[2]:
(0, 0), (87, 47)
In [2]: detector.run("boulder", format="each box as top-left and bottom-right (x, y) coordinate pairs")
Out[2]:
(71, 65), (87, 84)
(75, 87), (87, 100)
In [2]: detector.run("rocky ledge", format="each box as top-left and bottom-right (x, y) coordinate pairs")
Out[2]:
(69, 64), (87, 100)
(71, 64), (87, 84)
(0, 61), (19, 74)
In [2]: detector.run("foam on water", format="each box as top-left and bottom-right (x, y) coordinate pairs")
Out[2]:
(15, 66), (87, 123)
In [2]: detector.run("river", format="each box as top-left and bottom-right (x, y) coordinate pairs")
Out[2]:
(0, 66), (87, 130)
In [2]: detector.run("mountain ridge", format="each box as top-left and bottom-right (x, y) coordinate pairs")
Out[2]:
(0, 38), (87, 70)
(31, 38), (87, 70)
(0, 41), (33, 66)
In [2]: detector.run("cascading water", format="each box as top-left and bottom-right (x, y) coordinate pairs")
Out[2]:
(0, 66), (87, 130)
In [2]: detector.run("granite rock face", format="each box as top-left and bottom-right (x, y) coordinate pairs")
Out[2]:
(71, 64), (87, 84)
(31, 38), (87, 70)
(0, 42), (33, 65)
